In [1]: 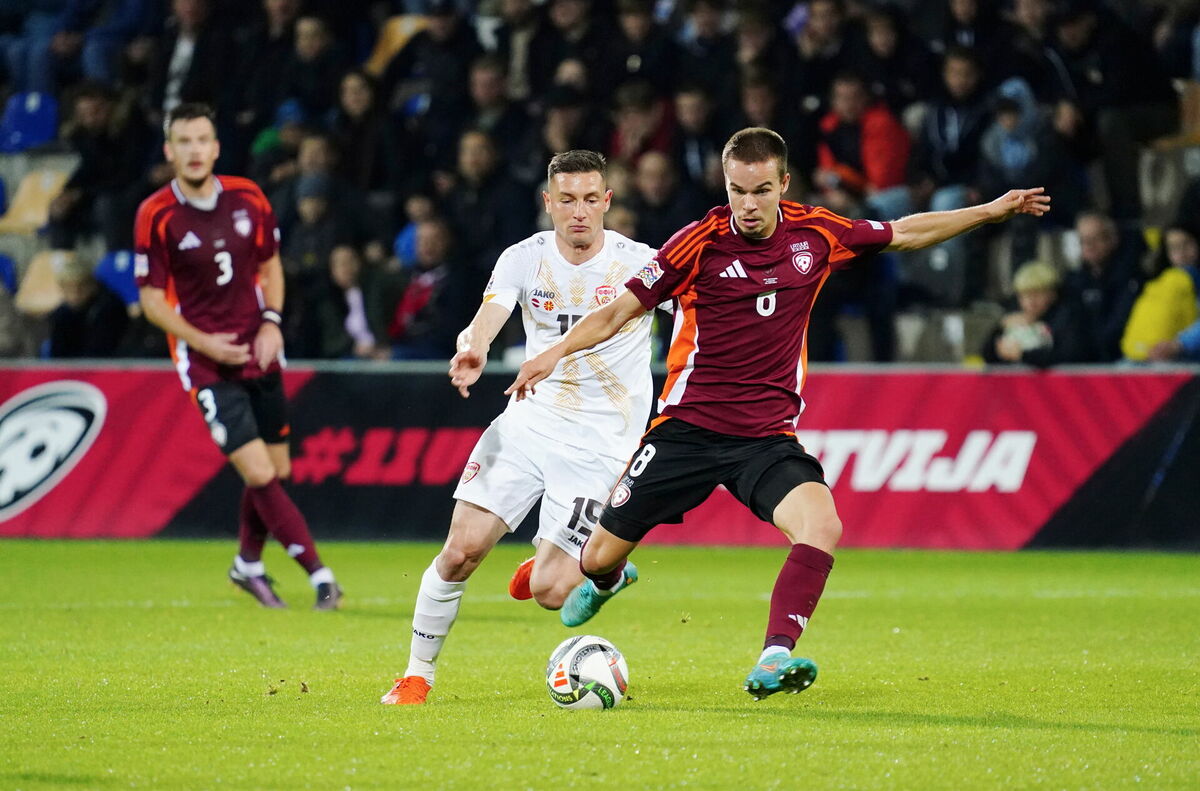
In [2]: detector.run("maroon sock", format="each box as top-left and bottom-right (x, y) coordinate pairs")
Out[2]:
(247, 478), (323, 574)
(579, 549), (626, 591)
(237, 487), (269, 563)
(764, 543), (835, 651)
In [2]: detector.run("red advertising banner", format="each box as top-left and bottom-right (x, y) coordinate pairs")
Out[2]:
(0, 365), (1192, 548)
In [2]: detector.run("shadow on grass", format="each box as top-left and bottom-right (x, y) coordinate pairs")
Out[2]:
(1, 771), (115, 786)
(333, 608), (529, 625)
(637, 704), (1198, 737)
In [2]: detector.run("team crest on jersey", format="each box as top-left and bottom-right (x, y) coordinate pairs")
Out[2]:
(634, 261), (663, 288)
(610, 482), (631, 507)
(233, 209), (252, 238)
(594, 285), (617, 306)
(792, 251), (814, 274)
(461, 461), (480, 484)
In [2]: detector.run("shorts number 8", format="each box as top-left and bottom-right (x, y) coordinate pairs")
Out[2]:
(629, 444), (656, 477)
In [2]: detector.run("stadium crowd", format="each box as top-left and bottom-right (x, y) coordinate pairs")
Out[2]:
(3, 0), (1200, 365)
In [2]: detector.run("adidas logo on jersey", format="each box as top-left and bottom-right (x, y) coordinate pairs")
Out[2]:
(178, 231), (202, 250)
(719, 259), (748, 279)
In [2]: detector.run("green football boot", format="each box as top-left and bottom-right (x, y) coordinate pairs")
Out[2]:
(560, 562), (638, 627)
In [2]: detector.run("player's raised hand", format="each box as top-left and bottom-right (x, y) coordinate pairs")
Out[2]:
(449, 348), (487, 398)
(504, 351), (558, 401)
(201, 332), (251, 365)
(987, 188), (1051, 222)
(253, 322), (284, 370)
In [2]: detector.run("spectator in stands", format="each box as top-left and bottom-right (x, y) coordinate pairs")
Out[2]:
(927, 0), (1010, 83)
(628, 151), (703, 248)
(0, 262), (34, 357)
(329, 69), (413, 202)
(310, 245), (397, 360)
(520, 85), (607, 182)
(276, 15), (346, 121)
(390, 218), (458, 359)
(47, 257), (128, 357)
(910, 46), (992, 304)
(1063, 211), (1145, 362)
(1, 0), (67, 94)
(815, 71), (911, 220)
(234, 0), (300, 139)
(48, 0), (148, 87)
(791, 0), (859, 117)
(671, 83), (725, 204)
(736, 8), (798, 93)
(1127, 226), (1200, 363)
(393, 193), (436, 269)
(282, 173), (348, 278)
(437, 129), (532, 296)
(734, 72), (805, 174)
(856, 4), (937, 117)
(612, 0), (678, 96)
(47, 81), (151, 251)
(983, 260), (1092, 366)
(1006, 0), (1060, 100)
(607, 80), (673, 166)
(147, 0), (236, 123)
(527, 0), (616, 103)
(382, 0), (481, 167)
(493, 0), (548, 103)
(1049, 0), (1179, 221)
(676, 0), (737, 111)
(465, 55), (531, 180)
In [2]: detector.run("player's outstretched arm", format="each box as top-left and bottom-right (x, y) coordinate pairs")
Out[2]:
(885, 188), (1051, 252)
(139, 285), (251, 365)
(505, 291), (648, 401)
(450, 301), (513, 398)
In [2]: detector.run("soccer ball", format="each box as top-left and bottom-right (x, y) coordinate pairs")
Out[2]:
(545, 635), (629, 710)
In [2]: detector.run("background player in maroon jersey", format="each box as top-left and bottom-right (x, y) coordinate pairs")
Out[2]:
(508, 127), (1049, 699)
(135, 103), (342, 610)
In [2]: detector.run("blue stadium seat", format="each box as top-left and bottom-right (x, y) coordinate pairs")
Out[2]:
(94, 250), (139, 306)
(0, 92), (58, 153)
(0, 253), (15, 294)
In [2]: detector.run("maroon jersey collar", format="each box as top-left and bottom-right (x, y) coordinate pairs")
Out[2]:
(169, 176), (224, 206)
(728, 206), (784, 237)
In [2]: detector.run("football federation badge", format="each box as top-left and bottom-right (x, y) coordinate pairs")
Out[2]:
(233, 210), (253, 238)
(792, 251), (814, 274)
(610, 482), (631, 507)
(461, 461), (480, 484)
(594, 285), (617, 306)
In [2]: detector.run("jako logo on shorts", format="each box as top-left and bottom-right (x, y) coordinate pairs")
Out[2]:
(0, 381), (107, 521)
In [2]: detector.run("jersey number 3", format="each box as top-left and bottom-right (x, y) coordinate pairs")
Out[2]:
(215, 251), (233, 286)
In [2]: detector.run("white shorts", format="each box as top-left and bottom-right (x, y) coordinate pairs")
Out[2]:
(453, 413), (631, 558)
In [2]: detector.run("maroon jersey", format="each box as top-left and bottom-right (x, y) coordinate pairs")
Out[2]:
(626, 201), (892, 437)
(134, 176), (281, 391)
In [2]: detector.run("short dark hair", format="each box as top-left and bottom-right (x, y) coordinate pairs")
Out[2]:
(164, 102), (216, 140)
(721, 127), (787, 178)
(547, 150), (607, 183)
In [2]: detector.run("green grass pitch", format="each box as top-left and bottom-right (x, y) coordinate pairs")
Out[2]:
(2, 540), (1197, 790)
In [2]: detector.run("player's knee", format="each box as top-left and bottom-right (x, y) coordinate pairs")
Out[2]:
(273, 457), (292, 481)
(242, 465), (277, 488)
(809, 514), (842, 550)
(438, 541), (488, 578)
(531, 581), (569, 611)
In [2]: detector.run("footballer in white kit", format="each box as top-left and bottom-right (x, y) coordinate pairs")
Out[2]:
(455, 227), (658, 558)
(382, 151), (659, 705)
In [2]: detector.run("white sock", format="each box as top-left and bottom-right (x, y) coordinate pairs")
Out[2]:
(759, 646), (790, 664)
(405, 559), (466, 684)
(234, 556), (265, 578)
(309, 567), (335, 588)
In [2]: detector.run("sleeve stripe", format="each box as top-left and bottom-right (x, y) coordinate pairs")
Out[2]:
(665, 216), (719, 265)
(783, 207), (853, 228)
(803, 224), (857, 264)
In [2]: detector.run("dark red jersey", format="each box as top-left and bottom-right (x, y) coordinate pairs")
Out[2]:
(134, 176), (281, 391)
(625, 201), (893, 437)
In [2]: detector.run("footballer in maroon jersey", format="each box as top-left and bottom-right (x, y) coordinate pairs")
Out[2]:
(509, 127), (1050, 699)
(135, 103), (341, 610)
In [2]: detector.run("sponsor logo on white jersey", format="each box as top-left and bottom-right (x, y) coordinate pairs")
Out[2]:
(796, 429), (1037, 493)
(0, 382), (107, 521)
(719, 259), (748, 279)
(178, 231), (202, 250)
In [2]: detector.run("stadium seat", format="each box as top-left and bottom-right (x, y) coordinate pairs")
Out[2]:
(14, 248), (71, 317)
(364, 15), (428, 77)
(0, 169), (68, 235)
(0, 92), (58, 153)
(94, 249), (139, 306)
(0, 252), (15, 293)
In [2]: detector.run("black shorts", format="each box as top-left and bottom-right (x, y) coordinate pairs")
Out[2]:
(193, 372), (289, 455)
(599, 418), (826, 543)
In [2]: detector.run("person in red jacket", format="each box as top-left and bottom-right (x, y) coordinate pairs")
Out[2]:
(814, 71), (912, 221)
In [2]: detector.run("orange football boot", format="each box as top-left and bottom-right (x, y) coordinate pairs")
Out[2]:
(508, 556), (535, 600)
(380, 676), (430, 705)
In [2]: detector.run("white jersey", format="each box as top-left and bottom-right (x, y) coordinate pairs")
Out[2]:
(484, 229), (658, 459)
